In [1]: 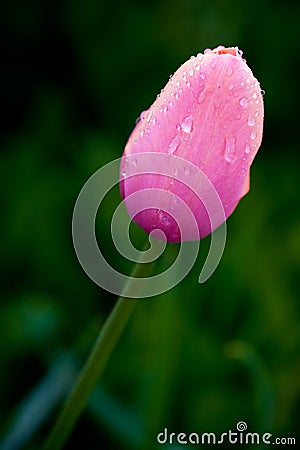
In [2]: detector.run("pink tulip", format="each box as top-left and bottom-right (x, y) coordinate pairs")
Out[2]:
(120, 46), (264, 242)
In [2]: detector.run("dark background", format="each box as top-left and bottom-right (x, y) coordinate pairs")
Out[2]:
(1, 0), (299, 449)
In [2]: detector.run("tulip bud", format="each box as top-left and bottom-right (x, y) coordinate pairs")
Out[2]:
(120, 46), (264, 242)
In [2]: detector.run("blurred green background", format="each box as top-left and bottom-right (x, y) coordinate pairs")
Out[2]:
(1, 0), (299, 449)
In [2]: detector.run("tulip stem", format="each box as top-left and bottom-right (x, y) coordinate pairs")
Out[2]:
(43, 250), (153, 450)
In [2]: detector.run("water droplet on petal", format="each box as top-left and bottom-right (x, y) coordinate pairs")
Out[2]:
(198, 83), (205, 93)
(252, 92), (258, 99)
(132, 158), (137, 167)
(250, 130), (257, 140)
(210, 59), (217, 69)
(197, 91), (205, 103)
(173, 167), (179, 176)
(185, 81), (191, 87)
(158, 210), (171, 228)
(167, 135), (181, 154)
(261, 89), (266, 96)
(160, 105), (168, 114)
(184, 166), (190, 176)
(180, 115), (193, 133)
(204, 48), (211, 54)
(239, 97), (248, 107)
(224, 136), (236, 163)
(195, 64), (201, 71)
(200, 72), (206, 80)
(228, 83), (234, 91)
(245, 144), (251, 154)
(248, 115), (255, 126)
(189, 68), (194, 76)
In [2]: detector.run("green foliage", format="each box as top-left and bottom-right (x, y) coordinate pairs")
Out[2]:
(1, 0), (299, 448)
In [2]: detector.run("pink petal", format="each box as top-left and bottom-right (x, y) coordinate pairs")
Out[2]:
(120, 46), (264, 242)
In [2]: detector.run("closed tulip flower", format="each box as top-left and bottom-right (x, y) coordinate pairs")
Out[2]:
(120, 46), (264, 242)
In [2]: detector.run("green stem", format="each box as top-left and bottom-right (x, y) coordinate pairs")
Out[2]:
(43, 253), (153, 450)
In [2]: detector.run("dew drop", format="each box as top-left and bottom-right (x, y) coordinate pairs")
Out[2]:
(158, 210), (171, 227)
(261, 89), (266, 96)
(200, 72), (206, 80)
(160, 105), (168, 114)
(132, 158), (137, 167)
(198, 82), (205, 93)
(210, 59), (217, 69)
(189, 68), (194, 77)
(228, 83), (234, 91)
(250, 130), (257, 140)
(204, 48), (211, 54)
(195, 64), (201, 71)
(252, 92), (258, 99)
(168, 135), (181, 154)
(173, 167), (179, 176)
(244, 144), (251, 154)
(185, 81), (191, 87)
(175, 92), (180, 100)
(197, 92), (205, 104)
(239, 96), (248, 107)
(224, 136), (236, 163)
(121, 157), (128, 177)
(248, 115), (255, 126)
(180, 115), (193, 133)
